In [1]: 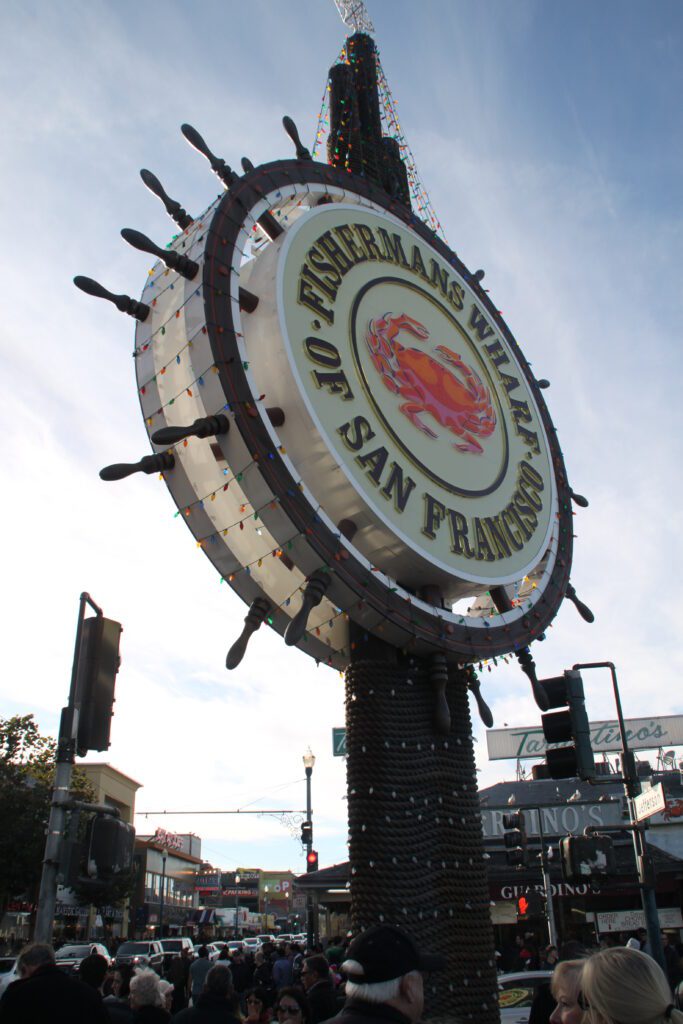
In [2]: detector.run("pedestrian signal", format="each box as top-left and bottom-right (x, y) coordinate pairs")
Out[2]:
(559, 835), (615, 883)
(301, 820), (312, 846)
(516, 890), (544, 920)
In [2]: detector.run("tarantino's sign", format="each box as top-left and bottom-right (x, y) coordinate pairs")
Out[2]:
(279, 204), (556, 585)
(486, 715), (683, 760)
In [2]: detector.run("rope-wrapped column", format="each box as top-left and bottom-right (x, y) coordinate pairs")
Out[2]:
(345, 645), (499, 1023)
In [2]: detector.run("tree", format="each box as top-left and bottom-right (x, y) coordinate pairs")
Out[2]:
(0, 715), (94, 909)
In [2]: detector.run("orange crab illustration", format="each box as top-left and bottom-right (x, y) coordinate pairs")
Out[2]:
(365, 312), (497, 454)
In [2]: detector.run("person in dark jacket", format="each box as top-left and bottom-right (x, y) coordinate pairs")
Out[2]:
(174, 963), (241, 1024)
(0, 942), (110, 1023)
(323, 924), (445, 1024)
(300, 956), (339, 1024)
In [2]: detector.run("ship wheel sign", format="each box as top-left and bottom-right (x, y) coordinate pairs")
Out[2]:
(76, 118), (592, 692)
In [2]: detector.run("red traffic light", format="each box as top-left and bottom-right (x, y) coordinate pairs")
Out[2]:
(306, 850), (319, 872)
(517, 895), (529, 916)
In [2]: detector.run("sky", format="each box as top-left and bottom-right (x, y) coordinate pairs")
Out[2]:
(1, 0), (682, 877)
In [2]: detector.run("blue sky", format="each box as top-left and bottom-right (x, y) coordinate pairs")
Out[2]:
(1, 0), (682, 876)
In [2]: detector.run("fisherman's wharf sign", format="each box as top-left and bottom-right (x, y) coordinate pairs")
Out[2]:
(276, 205), (556, 585)
(106, 155), (578, 665)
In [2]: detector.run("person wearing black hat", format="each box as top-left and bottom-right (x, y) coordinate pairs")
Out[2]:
(322, 924), (445, 1024)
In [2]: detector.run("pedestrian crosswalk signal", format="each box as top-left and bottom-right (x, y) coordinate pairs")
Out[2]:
(516, 890), (544, 920)
(301, 820), (312, 846)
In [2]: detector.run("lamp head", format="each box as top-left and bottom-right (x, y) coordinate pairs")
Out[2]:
(303, 747), (316, 771)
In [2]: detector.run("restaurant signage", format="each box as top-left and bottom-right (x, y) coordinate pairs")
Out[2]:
(481, 801), (624, 839)
(486, 715), (683, 760)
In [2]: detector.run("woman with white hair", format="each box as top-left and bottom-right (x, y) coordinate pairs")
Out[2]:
(579, 947), (683, 1024)
(129, 967), (170, 1022)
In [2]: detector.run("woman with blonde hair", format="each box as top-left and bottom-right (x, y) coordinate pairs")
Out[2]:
(549, 960), (584, 1024)
(579, 947), (683, 1024)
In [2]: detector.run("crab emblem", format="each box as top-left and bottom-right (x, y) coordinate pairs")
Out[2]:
(365, 313), (497, 454)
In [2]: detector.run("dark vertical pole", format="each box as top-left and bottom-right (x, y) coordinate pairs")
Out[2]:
(159, 850), (167, 939)
(346, 634), (499, 1021)
(305, 765), (314, 949)
(35, 592), (103, 943)
(574, 662), (665, 971)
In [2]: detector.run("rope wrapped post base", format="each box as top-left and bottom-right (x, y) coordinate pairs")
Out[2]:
(345, 641), (499, 1022)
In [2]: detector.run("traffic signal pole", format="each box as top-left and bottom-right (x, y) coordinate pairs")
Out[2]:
(535, 810), (558, 948)
(35, 592), (103, 943)
(573, 662), (665, 971)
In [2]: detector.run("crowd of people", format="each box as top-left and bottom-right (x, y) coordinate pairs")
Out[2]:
(1, 925), (683, 1024)
(0, 930), (395, 1024)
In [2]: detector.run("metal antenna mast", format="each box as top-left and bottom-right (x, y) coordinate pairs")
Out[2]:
(333, 0), (375, 34)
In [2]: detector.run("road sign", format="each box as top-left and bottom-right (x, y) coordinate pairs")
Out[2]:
(332, 727), (346, 756)
(633, 782), (666, 822)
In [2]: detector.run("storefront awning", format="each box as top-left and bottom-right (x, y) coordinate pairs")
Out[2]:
(191, 909), (215, 925)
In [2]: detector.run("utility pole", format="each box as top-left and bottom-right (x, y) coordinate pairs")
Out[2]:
(35, 593), (103, 943)
(574, 662), (665, 971)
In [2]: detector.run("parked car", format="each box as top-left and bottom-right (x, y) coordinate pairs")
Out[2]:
(192, 943), (221, 961)
(114, 940), (164, 975)
(499, 970), (553, 1024)
(226, 941), (244, 956)
(159, 936), (194, 970)
(277, 934), (294, 944)
(55, 943), (111, 974)
(257, 934), (276, 946)
(0, 958), (19, 997)
(242, 937), (261, 954)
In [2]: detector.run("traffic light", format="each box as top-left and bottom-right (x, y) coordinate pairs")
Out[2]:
(559, 835), (615, 883)
(76, 616), (123, 755)
(86, 814), (135, 879)
(503, 811), (529, 867)
(540, 670), (595, 780)
(306, 849), (319, 872)
(301, 820), (312, 846)
(516, 890), (544, 921)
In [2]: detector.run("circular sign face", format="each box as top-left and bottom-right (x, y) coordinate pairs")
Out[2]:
(124, 157), (575, 667)
(276, 204), (555, 586)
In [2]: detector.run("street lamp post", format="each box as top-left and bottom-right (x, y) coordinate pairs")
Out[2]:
(303, 748), (315, 949)
(234, 873), (240, 938)
(264, 885), (269, 932)
(158, 849), (168, 939)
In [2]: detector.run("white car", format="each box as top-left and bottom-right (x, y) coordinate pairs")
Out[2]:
(257, 934), (276, 945)
(499, 970), (553, 1024)
(242, 937), (261, 954)
(0, 958), (19, 998)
